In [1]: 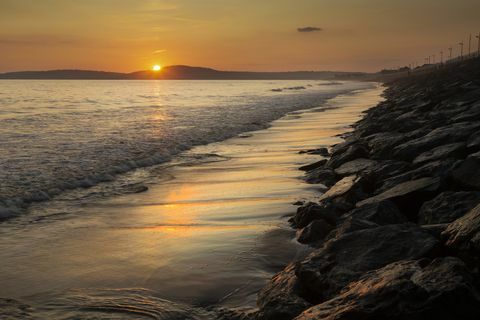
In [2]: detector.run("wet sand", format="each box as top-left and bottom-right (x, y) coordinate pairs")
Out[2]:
(0, 85), (383, 317)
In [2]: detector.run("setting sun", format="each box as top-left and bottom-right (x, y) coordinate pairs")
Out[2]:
(152, 65), (162, 71)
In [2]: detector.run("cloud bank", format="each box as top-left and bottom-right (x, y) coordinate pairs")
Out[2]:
(297, 26), (322, 33)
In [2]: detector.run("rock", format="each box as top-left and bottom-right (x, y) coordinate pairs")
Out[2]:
(294, 257), (480, 320)
(346, 200), (406, 225)
(297, 219), (335, 245)
(357, 177), (441, 219)
(418, 191), (480, 224)
(304, 167), (337, 187)
(412, 142), (466, 165)
(318, 175), (368, 205)
(333, 158), (378, 176)
(257, 264), (311, 320)
(393, 122), (480, 161)
(299, 148), (329, 156)
(327, 144), (369, 169)
(290, 202), (343, 229)
(299, 159), (327, 171)
(442, 203), (480, 259)
(421, 223), (449, 238)
(295, 223), (439, 301)
(378, 159), (458, 193)
(467, 132), (480, 149)
(451, 157), (480, 190)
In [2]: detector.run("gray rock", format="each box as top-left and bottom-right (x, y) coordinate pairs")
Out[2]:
(451, 157), (480, 190)
(295, 223), (439, 301)
(334, 158), (378, 176)
(418, 191), (480, 224)
(412, 142), (466, 165)
(257, 264), (311, 320)
(304, 167), (336, 187)
(442, 203), (480, 258)
(346, 200), (406, 225)
(319, 175), (367, 205)
(393, 121), (480, 161)
(297, 219), (335, 245)
(290, 202), (343, 229)
(327, 144), (369, 168)
(420, 223), (449, 238)
(294, 257), (480, 320)
(357, 177), (441, 218)
(299, 159), (327, 171)
(299, 148), (329, 156)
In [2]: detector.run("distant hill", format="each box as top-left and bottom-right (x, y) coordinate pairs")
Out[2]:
(0, 65), (367, 80)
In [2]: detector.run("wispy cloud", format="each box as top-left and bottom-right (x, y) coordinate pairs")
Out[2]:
(297, 26), (322, 33)
(153, 49), (167, 54)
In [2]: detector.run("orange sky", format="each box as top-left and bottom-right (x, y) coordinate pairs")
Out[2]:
(1, 0), (479, 72)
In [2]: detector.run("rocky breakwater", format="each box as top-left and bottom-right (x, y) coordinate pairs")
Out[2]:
(256, 57), (480, 320)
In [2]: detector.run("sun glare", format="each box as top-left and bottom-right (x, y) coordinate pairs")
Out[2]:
(152, 65), (162, 71)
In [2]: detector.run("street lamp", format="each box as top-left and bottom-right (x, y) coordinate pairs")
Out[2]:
(459, 41), (464, 59)
(476, 33), (480, 56)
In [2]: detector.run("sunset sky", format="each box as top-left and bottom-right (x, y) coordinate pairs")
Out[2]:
(1, 0), (479, 73)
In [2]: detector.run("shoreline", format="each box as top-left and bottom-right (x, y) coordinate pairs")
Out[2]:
(256, 57), (480, 319)
(0, 86), (384, 318)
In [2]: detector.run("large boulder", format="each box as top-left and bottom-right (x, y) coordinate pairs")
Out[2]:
(295, 223), (439, 302)
(442, 203), (480, 259)
(304, 167), (337, 187)
(331, 201), (407, 239)
(257, 264), (311, 320)
(451, 157), (480, 190)
(318, 175), (368, 205)
(412, 142), (466, 165)
(393, 121), (480, 161)
(357, 177), (441, 219)
(334, 158), (378, 177)
(290, 202), (343, 229)
(294, 257), (480, 320)
(418, 191), (480, 224)
(327, 144), (369, 169)
(297, 219), (335, 245)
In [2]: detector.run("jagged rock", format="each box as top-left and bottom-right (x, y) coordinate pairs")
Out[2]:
(420, 223), (449, 238)
(318, 175), (368, 205)
(257, 264), (311, 320)
(295, 223), (439, 302)
(330, 201), (407, 240)
(299, 159), (327, 171)
(393, 122), (480, 161)
(304, 167), (336, 186)
(327, 144), (369, 168)
(378, 159), (457, 193)
(418, 191), (480, 224)
(290, 202), (343, 229)
(412, 142), (466, 165)
(297, 219), (335, 245)
(294, 257), (480, 320)
(334, 158), (378, 176)
(451, 157), (480, 190)
(442, 203), (480, 259)
(357, 177), (441, 219)
(467, 131), (480, 149)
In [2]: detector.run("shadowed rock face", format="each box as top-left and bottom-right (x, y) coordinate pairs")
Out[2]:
(295, 223), (439, 302)
(257, 264), (311, 320)
(418, 191), (480, 224)
(294, 257), (480, 320)
(256, 58), (480, 320)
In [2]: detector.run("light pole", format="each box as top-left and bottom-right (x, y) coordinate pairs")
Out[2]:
(477, 33), (480, 56)
(459, 41), (464, 59)
(468, 34), (472, 56)
(449, 47), (453, 59)
(440, 51), (443, 64)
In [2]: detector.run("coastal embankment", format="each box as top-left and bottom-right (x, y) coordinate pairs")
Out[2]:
(256, 57), (480, 319)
